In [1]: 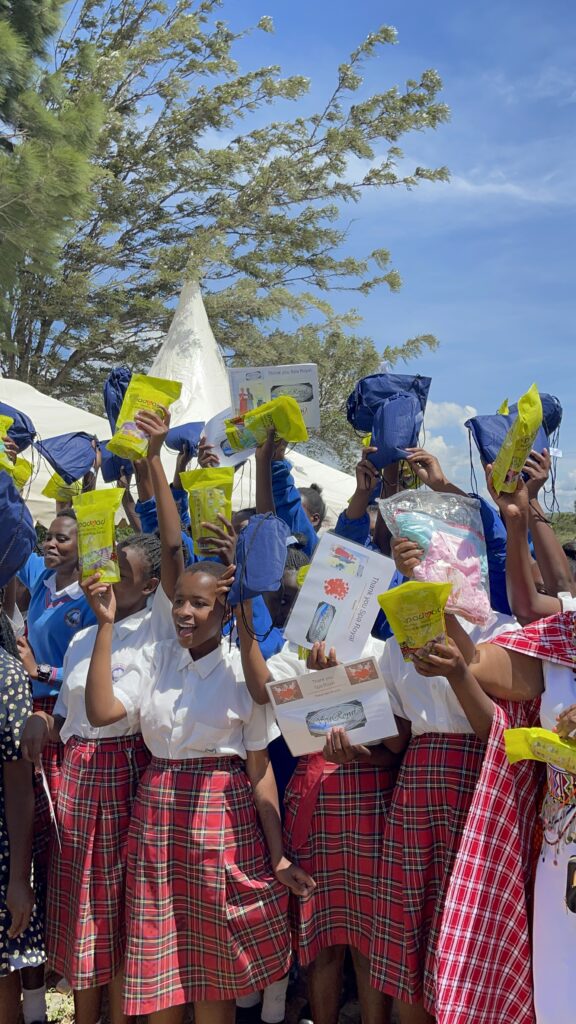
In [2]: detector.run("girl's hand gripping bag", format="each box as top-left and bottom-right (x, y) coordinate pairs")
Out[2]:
(73, 488), (124, 583)
(491, 383), (543, 494)
(107, 374), (182, 460)
(378, 489), (494, 627)
(225, 395), (308, 452)
(179, 467), (235, 549)
(377, 581), (453, 662)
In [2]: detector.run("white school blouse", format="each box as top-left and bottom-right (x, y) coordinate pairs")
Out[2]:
(137, 641), (281, 760)
(378, 612), (520, 736)
(54, 585), (177, 742)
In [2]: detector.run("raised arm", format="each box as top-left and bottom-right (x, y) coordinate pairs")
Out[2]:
(486, 468), (560, 624)
(83, 579), (128, 726)
(524, 449), (574, 598)
(254, 429), (277, 516)
(135, 410), (184, 601)
(237, 602), (272, 705)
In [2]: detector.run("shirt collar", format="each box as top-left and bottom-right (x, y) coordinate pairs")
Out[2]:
(175, 643), (225, 678)
(115, 599), (152, 639)
(44, 573), (83, 601)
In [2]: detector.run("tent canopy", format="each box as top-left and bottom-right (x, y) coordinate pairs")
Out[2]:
(1, 282), (355, 527)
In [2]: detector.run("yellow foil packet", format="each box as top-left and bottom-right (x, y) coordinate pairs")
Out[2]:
(180, 467), (234, 547)
(491, 384), (543, 494)
(73, 488), (124, 582)
(377, 580), (453, 662)
(107, 374), (182, 460)
(11, 457), (32, 490)
(42, 472), (83, 502)
(0, 414), (15, 475)
(225, 395), (308, 452)
(504, 727), (576, 775)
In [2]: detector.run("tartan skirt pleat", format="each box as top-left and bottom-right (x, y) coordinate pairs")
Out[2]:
(32, 695), (63, 899)
(283, 753), (397, 963)
(369, 733), (485, 1008)
(122, 756), (291, 1017)
(47, 733), (150, 988)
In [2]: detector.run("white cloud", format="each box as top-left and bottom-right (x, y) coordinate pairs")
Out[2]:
(425, 400), (477, 432)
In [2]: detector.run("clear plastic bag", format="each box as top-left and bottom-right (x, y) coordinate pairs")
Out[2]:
(378, 490), (494, 627)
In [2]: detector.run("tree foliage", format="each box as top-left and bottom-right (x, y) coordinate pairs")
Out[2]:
(0, 0), (450, 468)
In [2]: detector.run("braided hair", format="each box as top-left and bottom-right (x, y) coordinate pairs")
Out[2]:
(118, 533), (161, 580)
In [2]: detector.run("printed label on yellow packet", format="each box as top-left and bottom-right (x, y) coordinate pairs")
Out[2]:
(504, 727), (576, 774)
(107, 374), (182, 460)
(180, 467), (234, 545)
(73, 488), (124, 583)
(377, 581), (453, 662)
(491, 383), (543, 494)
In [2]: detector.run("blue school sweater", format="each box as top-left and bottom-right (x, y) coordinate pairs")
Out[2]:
(271, 459), (318, 557)
(17, 553), (97, 699)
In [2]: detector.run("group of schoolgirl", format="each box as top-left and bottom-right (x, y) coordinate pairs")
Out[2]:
(0, 388), (574, 1024)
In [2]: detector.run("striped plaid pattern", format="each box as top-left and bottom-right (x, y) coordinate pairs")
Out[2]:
(369, 733), (485, 1007)
(47, 733), (149, 988)
(490, 611), (576, 668)
(435, 701), (540, 1024)
(123, 756), (291, 1017)
(32, 695), (63, 891)
(283, 753), (397, 963)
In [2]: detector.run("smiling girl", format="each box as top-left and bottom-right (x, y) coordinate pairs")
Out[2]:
(84, 410), (314, 1024)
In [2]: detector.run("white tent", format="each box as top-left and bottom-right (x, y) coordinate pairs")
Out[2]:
(1, 281), (355, 526)
(149, 280), (355, 525)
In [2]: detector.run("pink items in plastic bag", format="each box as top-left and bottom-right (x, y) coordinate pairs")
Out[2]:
(378, 490), (494, 627)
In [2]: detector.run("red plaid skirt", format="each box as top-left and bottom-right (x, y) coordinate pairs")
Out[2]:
(370, 733), (485, 1008)
(123, 756), (291, 1016)
(283, 753), (397, 963)
(47, 733), (149, 988)
(32, 695), (63, 890)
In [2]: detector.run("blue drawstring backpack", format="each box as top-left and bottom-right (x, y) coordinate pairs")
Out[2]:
(103, 367), (132, 431)
(347, 373), (432, 432)
(165, 422), (204, 456)
(34, 432), (97, 485)
(369, 391), (424, 469)
(508, 392), (562, 438)
(465, 413), (549, 467)
(228, 513), (291, 610)
(0, 401), (36, 452)
(0, 471), (37, 587)
(99, 441), (132, 484)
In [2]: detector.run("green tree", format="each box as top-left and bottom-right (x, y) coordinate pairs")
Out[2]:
(0, 0), (449, 468)
(0, 1), (103, 294)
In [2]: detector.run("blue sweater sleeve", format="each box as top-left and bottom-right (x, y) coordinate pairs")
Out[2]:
(271, 460), (318, 557)
(334, 510), (371, 547)
(371, 569), (406, 642)
(135, 496), (196, 567)
(469, 493), (511, 616)
(171, 486), (191, 529)
(17, 552), (45, 591)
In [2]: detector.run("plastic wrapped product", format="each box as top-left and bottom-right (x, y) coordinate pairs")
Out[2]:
(179, 467), (234, 548)
(11, 457), (32, 490)
(505, 727), (576, 774)
(465, 412), (549, 467)
(224, 396), (308, 452)
(377, 580), (452, 662)
(73, 488), (124, 583)
(491, 384), (543, 494)
(42, 472), (83, 502)
(107, 374), (182, 460)
(378, 489), (494, 626)
(0, 415), (15, 474)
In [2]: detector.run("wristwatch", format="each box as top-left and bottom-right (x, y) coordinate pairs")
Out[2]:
(36, 664), (52, 683)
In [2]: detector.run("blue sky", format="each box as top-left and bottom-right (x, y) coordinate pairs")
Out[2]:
(221, 0), (576, 508)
